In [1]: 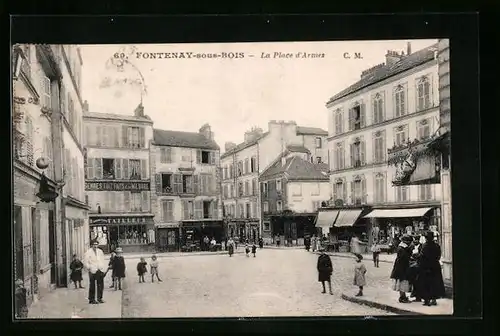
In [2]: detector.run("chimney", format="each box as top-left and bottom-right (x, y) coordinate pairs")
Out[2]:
(244, 127), (264, 142)
(199, 123), (213, 140)
(83, 100), (89, 112)
(225, 142), (236, 152)
(407, 42), (412, 55)
(385, 50), (403, 66)
(134, 103), (144, 117)
(360, 62), (385, 79)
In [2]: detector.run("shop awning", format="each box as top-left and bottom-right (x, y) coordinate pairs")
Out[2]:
(363, 207), (433, 218)
(334, 209), (363, 227)
(315, 210), (339, 229)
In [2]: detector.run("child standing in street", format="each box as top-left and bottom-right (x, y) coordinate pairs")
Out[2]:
(353, 253), (367, 297)
(251, 243), (257, 257)
(371, 242), (381, 268)
(15, 279), (28, 318)
(69, 254), (84, 289)
(110, 247), (126, 290)
(245, 243), (250, 257)
(137, 257), (148, 283)
(150, 254), (163, 283)
(108, 251), (116, 288)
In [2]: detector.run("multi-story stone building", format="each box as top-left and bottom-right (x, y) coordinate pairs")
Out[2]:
(83, 105), (154, 253)
(150, 124), (222, 251)
(322, 42), (443, 246)
(220, 121), (328, 243)
(259, 146), (330, 245)
(13, 44), (89, 309)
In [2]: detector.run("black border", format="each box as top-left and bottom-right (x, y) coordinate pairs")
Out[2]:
(9, 13), (483, 335)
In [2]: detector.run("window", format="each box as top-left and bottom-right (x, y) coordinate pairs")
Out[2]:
(417, 76), (431, 111)
(276, 201), (283, 212)
(316, 157), (322, 163)
(394, 84), (406, 117)
(182, 200), (195, 219)
(276, 179), (282, 192)
(182, 175), (194, 193)
(315, 137), (322, 148)
(311, 183), (320, 196)
(250, 157), (257, 172)
(417, 119), (432, 140)
(374, 173), (386, 203)
(40, 75), (51, 109)
(418, 184), (433, 201)
(372, 92), (384, 124)
(130, 192), (142, 212)
(161, 173), (173, 193)
(395, 186), (409, 202)
(102, 158), (115, 179)
(394, 125), (408, 146)
(334, 142), (345, 170)
(334, 179), (345, 201)
(291, 184), (302, 196)
(239, 182), (244, 196)
(353, 179), (363, 205)
(201, 150), (210, 164)
(334, 109), (343, 135)
(129, 159), (141, 179)
(238, 204), (244, 218)
(244, 181), (250, 195)
(263, 202), (269, 212)
(229, 184), (234, 198)
(160, 147), (172, 163)
(373, 131), (386, 163)
(349, 103), (365, 131)
(203, 201), (212, 219)
(252, 178), (257, 195)
(230, 204), (236, 216)
(244, 158), (249, 174)
(263, 221), (271, 231)
(350, 139), (365, 167)
(129, 127), (140, 148)
(246, 203), (251, 218)
(238, 161), (243, 176)
(229, 164), (233, 178)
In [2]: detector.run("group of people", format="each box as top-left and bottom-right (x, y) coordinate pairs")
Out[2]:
(226, 237), (260, 257)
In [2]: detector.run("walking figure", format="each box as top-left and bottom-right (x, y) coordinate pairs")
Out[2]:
(228, 237), (235, 257)
(150, 254), (163, 283)
(108, 251), (116, 288)
(110, 247), (126, 290)
(245, 243), (250, 257)
(137, 257), (148, 283)
(371, 242), (381, 268)
(317, 251), (334, 295)
(353, 253), (367, 297)
(258, 237), (264, 249)
(70, 254), (85, 289)
(251, 243), (257, 257)
(84, 240), (107, 304)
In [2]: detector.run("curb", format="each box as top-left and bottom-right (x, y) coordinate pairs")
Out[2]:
(117, 251), (245, 259)
(313, 252), (394, 264)
(340, 293), (424, 315)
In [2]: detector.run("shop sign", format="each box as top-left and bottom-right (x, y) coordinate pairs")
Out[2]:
(89, 216), (148, 225)
(85, 181), (150, 191)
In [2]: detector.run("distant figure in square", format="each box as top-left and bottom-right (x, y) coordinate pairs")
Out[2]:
(70, 254), (85, 289)
(245, 243), (250, 257)
(15, 279), (28, 318)
(276, 236), (281, 247)
(317, 251), (333, 295)
(150, 254), (162, 283)
(251, 243), (257, 257)
(371, 242), (381, 268)
(227, 237), (235, 257)
(137, 257), (148, 283)
(108, 251), (116, 288)
(258, 237), (264, 249)
(110, 247), (126, 290)
(353, 253), (367, 297)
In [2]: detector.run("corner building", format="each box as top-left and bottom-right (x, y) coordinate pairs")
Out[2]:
(322, 43), (443, 247)
(150, 124), (222, 252)
(83, 105), (154, 253)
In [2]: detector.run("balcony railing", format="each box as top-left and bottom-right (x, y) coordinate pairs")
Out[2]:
(330, 158), (387, 173)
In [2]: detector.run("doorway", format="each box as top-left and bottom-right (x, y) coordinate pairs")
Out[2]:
(31, 208), (39, 296)
(109, 226), (118, 251)
(14, 206), (24, 282)
(48, 210), (56, 285)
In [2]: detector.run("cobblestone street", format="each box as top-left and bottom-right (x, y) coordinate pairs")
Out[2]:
(121, 248), (395, 317)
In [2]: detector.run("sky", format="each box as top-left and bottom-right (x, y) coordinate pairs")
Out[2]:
(80, 39), (437, 152)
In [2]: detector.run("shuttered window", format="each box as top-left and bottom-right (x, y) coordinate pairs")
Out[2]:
(114, 126), (120, 147)
(122, 159), (129, 179)
(141, 160), (148, 179)
(25, 117), (34, 166)
(142, 191), (150, 212)
(115, 159), (122, 179)
(373, 131), (386, 163)
(162, 200), (174, 221)
(194, 200), (203, 219)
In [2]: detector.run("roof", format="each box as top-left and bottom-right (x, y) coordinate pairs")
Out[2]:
(260, 155), (329, 181)
(83, 112), (153, 124)
(220, 132), (269, 159)
(296, 126), (328, 136)
(153, 129), (220, 150)
(326, 43), (439, 104)
(286, 145), (310, 154)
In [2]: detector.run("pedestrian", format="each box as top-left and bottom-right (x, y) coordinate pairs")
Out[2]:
(15, 279), (28, 319)
(150, 254), (163, 283)
(228, 237), (235, 257)
(245, 243), (250, 257)
(251, 243), (257, 257)
(350, 234), (365, 255)
(409, 239), (423, 302)
(418, 231), (446, 306)
(84, 240), (108, 304)
(203, 236), (210, 251)
(317, 251), (334, 295)
(69, 254), (85, 289)
(258, 237), (264, 249)
(353, 253), (367, 296)
(137, 257), (148, 283)
(371, 242), (381, 268)
(390, 235), (413, 303)
(311, 235), (317, 252)
(108, 251), (116, 288)
(110, 247), (126, 290)
(222, 239), (226, 252)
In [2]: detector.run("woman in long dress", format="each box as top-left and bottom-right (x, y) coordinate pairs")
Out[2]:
(227, 237), (235, 257)
(390, 235), (413, 303)
(418, 231), (446, 306)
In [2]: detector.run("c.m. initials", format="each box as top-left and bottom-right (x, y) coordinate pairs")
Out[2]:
(343, 52), (363, 59)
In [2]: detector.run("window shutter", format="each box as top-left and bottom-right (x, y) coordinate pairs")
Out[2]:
(123, 191), (131, 212)
(160, 148), (166, 163)
(194, 201), (202, 219)
(155, 174), (162, 194)
(361, 178), (367, 204)
(122, 159), (129, 179)
(95, 158), (102, 179)
(372, 99), (377, 124)
(139, 127), (145, 148)
(360, 103), (366, 127)
(161, 201), (167, 221)
(141, 160), (147, 179)
(102, 126), (108, 147)
(360, 140), (366, 164)
(209, 201), (214, 218)
(192, 174), (199, 194)
(115, 159), (122, 179)
(332, 183), (337, 201)
(348, 108), (353, 131)
(122, 126), (128, 148)
(142, 191), (149, 212)
(181, 200), (187, 219)
(350, 181), (355, 204)
(349, 143), (354, 168)
(85, 125), (91, 146)
(173, 173), (182, 193)
(167, 147), (173, 163)
(196, 150), (202, 164)
(211, 151), (217, 165)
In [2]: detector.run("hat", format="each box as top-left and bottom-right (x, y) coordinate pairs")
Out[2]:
(401, 235), (413, 243)
(425, 231), (435, 240)
(115, 247), (123, 253)
(91, 240), (99, 246)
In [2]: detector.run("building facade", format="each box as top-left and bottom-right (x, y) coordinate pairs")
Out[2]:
(259, 148), (330, 245)
(150, 124), (222, 252)
(220, 121), (328, 243)
(325, 43), (443, 246)
(83, 106), (154, 253)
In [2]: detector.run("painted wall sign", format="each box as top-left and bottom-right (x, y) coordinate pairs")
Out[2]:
(89, 216), (149, 225)
(85, 181), (150, 191)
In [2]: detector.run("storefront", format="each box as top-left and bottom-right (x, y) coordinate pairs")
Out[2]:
(227, 219), (260, 244)
(156, 223), (180, 252)
(180, 220), (225, 251)
(89, 215), (155, 253)
(269, 213), (316, 246)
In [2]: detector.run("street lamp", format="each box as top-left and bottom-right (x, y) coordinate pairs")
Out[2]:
(35, 157), (58, 203)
